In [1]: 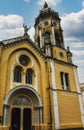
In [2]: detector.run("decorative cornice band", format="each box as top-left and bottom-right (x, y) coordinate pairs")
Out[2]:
(46, 56), (77, 67)
(47, 87), (81, 95)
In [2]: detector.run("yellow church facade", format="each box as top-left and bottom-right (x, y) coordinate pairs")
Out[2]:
(0, 2), (84, 130)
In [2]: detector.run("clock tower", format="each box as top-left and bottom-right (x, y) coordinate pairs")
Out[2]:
(34, 2), (64, 57)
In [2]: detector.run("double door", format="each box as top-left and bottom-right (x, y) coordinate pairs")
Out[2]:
(11, 108), (32, 130)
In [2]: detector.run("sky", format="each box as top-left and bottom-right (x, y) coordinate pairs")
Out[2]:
(0, 0), (84, 83)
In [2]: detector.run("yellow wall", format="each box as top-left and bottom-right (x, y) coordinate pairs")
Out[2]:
(52, 47), (68, 62)
(57, 91), (82, 129)
(0, 39), (83, 129)
(0, 42), (50, 125)
(54, 62), (76, 91)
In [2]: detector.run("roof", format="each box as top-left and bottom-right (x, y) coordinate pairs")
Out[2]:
(0, 34), (46, 59)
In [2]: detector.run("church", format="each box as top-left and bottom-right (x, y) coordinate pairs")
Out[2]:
(0, 2), (84, 130)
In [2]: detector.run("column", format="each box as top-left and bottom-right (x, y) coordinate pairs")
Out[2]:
(39, 29), (43, 48)
(34, 106), (43, 124)
(3, 105), (9, 126)
(45, 45), (51, 56)
(34, 107), (39, 124)
(23, 72), (26, 84)
(10, 64), (14, 89)
(52, 26), (55, 46)
(34, 73), (38, 92)
(39, 106), (43, 124)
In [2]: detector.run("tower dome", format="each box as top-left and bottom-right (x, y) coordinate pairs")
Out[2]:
(35, 2), (60, 26)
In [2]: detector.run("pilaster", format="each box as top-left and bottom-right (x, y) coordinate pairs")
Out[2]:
(50, 60), (60, 129)
(73, 66), (84, 127)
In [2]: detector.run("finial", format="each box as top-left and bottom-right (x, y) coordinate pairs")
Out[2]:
(44, 1), (48, 8)
(23, 23), (31, 35)
(67, 46), (70, 51)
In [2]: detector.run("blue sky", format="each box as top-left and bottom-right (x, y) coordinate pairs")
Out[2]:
(0, 0), (84, 83)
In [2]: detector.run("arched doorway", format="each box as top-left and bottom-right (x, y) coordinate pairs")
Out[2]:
(3, 86), (43, 130)
(11, 95), (32, 130)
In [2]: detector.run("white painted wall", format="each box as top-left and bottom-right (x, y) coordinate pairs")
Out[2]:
(50, 60), (60, 129)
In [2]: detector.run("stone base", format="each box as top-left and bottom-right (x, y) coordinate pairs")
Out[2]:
(0, 124), (83, 130)
(0, 126), (9, 130)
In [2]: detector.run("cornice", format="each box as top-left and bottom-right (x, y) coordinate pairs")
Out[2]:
(0, 36), (75, 65)
(47, 87), (81, 95)
(46, 56), (77, 67)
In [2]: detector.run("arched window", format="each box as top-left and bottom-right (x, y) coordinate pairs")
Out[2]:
(60, 72), (69, 90)
(37, 36), (40, 48)
(44, 32), (51, 46)
(26, 69), (33, 84)
(55, 32), (61, 47)
(14, 66), (22, 82)
(13, 96), (32, 106)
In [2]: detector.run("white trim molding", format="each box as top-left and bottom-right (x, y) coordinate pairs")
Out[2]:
(34, 73), (38, 92)
(50, 60), (60, 129)
(10, 62), (16, 90)
(52, 26), (55, 46)
(73, 66), (84, 127)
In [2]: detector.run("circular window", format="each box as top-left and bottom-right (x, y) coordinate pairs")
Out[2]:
(53, 21), (57, 26)
(44, 21), (48, 26)
(59, 52), (64, 57)
(19, 55), (29, 66)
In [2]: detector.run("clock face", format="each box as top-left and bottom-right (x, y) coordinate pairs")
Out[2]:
(52, 21), (59, 29)
(19, 55), (29, 66)
(44, 21), (49, 26)
(53, 21), (57, 26)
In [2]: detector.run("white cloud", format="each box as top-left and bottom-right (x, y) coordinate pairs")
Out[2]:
(0, 14), (24, 41)
(0, 14), (35, 42)
(72, 50), (84, 57)
(78, 67), (84, 83)
(61, 10), (84, 82)
(38, 0), (61, 6)
(82, 1), (84, 8)
(71, 41), (84, 48)
(76, 59), (84, 66)
(24, 0), (30, 2)
(72, 56), (84, 82)
(61, 9), (84, 42)
(0, 15), (23, 29)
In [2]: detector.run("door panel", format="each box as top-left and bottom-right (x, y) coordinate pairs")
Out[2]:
(23, 108), (31, 130)
(11, 108), (21, 130)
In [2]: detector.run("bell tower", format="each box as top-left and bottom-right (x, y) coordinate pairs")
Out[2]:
(34, 2), (64, 56)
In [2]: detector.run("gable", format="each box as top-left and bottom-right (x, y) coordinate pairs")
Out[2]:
(0, 35), (45, 64)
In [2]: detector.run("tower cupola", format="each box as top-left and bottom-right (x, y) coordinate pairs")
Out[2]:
(34, 2), (64, 56)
